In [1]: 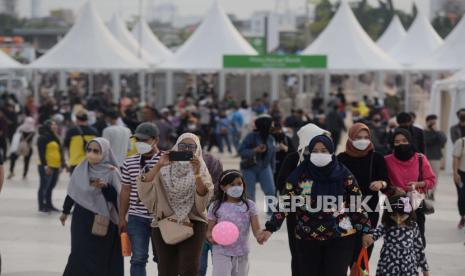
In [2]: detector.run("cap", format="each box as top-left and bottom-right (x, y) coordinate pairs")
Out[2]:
(134, 123), (160, 140)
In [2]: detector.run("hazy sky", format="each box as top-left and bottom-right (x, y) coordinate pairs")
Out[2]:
(18, 0), (426, 20)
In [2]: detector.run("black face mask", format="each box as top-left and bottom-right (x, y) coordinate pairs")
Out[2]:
(460, 114), (465, 122)
(394, 144), (415, 161)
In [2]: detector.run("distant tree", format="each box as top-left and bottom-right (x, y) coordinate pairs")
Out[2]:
(0, 14), (24, 35)
(432, 13), (461, 38)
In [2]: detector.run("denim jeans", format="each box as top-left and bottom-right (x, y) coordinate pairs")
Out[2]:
(242, 165), (275, 214)
(216, 134), (232, 154)
(37, 165), (59, 209)
(199, 240), (212, 276)
(127, 215), (156, 276)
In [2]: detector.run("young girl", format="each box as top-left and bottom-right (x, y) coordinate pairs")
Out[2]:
(365, 195), (429, 276)
(207, 170), (263, 276)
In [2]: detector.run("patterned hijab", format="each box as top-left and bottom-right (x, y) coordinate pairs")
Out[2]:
(160, 133), (208, 222)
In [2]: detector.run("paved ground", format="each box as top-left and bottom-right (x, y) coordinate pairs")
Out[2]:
(0, 152), (464, 275)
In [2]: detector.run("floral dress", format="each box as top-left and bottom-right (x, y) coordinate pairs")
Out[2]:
(372, 222), (429, 276)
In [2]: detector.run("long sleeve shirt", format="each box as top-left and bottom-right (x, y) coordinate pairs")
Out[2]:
(265, 174), (372, 241)
(384, 153), (436, 193)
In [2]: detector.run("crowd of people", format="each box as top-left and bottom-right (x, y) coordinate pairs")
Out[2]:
(1, 86), (465, 276)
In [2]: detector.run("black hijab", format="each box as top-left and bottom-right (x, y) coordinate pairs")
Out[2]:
(255, 115), (273, 142)
(391, 128), (416, 161)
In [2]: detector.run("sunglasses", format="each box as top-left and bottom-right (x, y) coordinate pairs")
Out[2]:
(86, 148), (101, 154)
(178, 143), (197, 151)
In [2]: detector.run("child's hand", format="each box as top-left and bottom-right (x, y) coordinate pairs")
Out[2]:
(423, 271), (429, 276)
(257, 230), (272, 244)
(362, 234), (374, 248)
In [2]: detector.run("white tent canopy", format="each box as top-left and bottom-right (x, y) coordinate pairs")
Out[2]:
(131, 18), (173, 65)
(29, 1), (147, 71)
(301, 0), (400, 72)
(388, 12), (443, 66)
(430, 71), (465, 171)
(414, 16), (465, 71)
(160, 0), (257, 71)
(377, 15), (407, 52)
(0, 50), (22, 70)
(107, 14), (158, 66)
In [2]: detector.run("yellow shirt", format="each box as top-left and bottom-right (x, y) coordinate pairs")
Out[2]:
(127, 137), (138, 157)
(45, 141), (62, 169)
(69, 135), (96, 166)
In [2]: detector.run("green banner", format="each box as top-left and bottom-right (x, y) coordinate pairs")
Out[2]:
(246, 37), (266, 55)
(223, 55), (327, 69)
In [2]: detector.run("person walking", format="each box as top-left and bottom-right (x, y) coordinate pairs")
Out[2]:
(338, 123), (390, 259)
(102, 111), (132, 167)
(238, 115), (276, 210)
(450, 108), (465, 143)
(260, 134), (372, 276)
(60, 138), (123, 276)
(64, 110), (98, 173)
(8, 117), (35, 180)
(452, 135), (465, 229)
(37, 120), (65, 212)
(137, 133), (214, 276)
(119, 123), (163, 276)
(424, 114), (447, 200)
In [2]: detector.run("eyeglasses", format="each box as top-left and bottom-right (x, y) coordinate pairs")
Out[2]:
(86, 148), (101, 154)
(135, 137), (150, 143)
(178, 143), (197, 151)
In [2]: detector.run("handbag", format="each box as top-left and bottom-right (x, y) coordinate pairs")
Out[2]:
(408, 154), (435, 215)
(158, 215), (194, 245)
(17, 133), (33, 156)
(91, 214), (110, 237)
(240, 155), (257, 169)
(350, 247), (370, 276)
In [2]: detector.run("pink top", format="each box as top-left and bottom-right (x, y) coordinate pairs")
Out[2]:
(384, 153), (436, 193)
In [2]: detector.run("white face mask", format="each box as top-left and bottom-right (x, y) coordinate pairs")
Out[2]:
(352, 139), (371, 151)
(226, 186), (244, 198)
(310, 153), (332, 167)
(135, 142), (152, 155)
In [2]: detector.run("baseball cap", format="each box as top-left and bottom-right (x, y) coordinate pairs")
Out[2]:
(133, 123), (160, 140)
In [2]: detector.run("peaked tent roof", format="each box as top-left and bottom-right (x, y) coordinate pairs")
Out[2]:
(29, 2), (147, 71)
(388, 13), (443, 66)
(301, 0), (400, 71)
(414, 15), (465, 71)
(0, 50), (22, 70)
(377, 15), (407, 52)
(131, 18), (173, 65)
(160, 0), (257, 71)
(107, 14), (158, 65)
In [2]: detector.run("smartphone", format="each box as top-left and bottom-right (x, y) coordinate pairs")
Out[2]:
(169, 151), (194, 161)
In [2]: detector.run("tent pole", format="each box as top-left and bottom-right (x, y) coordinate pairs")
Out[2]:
(245, 72), (251, 104)
(271, 71), (278, 101)
(166, 71), (173, 105)
(33, 70), (40, 105)
(377, 71), (385, 98)
(404, 72), (411, 111)
(6, 71), (13, 92)
(112, 71), (121, 103)
(219, 70), (226, 100)
(323, 72), (330, 103)
(139, 71), (146, 103)
(88, 72), (94, 96)
(58, 71), (66, 91)
(298, 70), (304, 94)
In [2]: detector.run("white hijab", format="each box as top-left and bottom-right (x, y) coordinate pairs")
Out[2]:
(160, 133), (208, 222)
(297, 123), (330, 164)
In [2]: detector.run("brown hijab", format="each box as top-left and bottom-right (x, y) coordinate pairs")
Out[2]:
(345, 123), (374, 158)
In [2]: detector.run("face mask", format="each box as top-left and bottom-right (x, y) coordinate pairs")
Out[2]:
(390, 214), (409, 225)
(352, 139), (371, 151)
(394, 144), (415, 161)
(135, 142), (152, 155)
(187, 124), (197, 130)
(87, 152), (102, 164)
(226, 186), (244, 198)
(310, 153), (332, 167)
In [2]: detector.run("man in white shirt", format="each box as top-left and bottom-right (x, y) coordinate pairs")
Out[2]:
(102, 111), (132, 167)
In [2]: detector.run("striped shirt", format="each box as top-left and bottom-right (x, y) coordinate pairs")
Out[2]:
(122, 152), (162, 218)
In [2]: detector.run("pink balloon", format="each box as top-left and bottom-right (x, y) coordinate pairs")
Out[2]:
(212, 221), (239, 246)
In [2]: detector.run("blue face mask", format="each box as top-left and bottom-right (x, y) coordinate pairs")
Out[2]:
(226, 186), (244, 198)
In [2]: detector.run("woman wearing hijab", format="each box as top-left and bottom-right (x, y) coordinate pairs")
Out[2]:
(274, 123), (328, 276)
(385, 128), (436, 248)
(260, 134), (372, 276)
(238, 114), (276, 205)
(337, 123), (390, 258)
(60, 138), (123, 276)
(8, 117), (36, 179)
(137, 133), (213, 276)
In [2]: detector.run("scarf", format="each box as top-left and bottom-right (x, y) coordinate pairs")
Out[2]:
(288, 134), (350, 198)
(345, 122), (374, 158)
(159, 133), (208, 222)
(296, 123), (329, 164)
(391, 128), (416, 161)
(67, 138), (121, 224)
